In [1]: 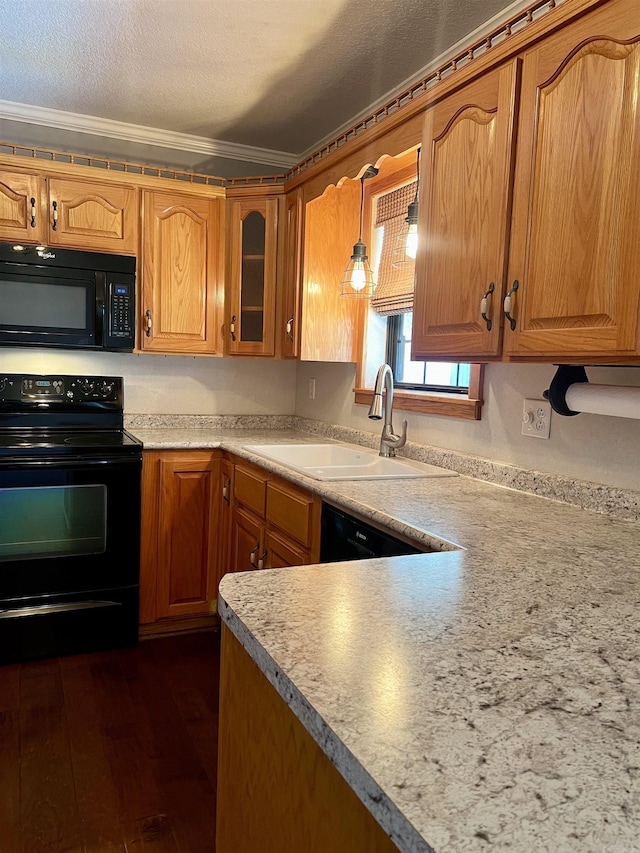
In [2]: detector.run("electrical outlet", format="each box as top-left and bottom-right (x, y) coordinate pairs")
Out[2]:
(522, 398), (551, 439)
(308, 378), (316, 400)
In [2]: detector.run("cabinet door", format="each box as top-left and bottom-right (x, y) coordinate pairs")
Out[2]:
(279, 188), (303, 358)
(301, 180), (363, 362)
(142, 190), (223, 354)
(217, 458), (235, 587)
(47, 177), (138, 253)
(230, 505), (263, 574)
(157, 453), (220, 618)
(412, 61), (519, 360)
(263, 529), (309, 569)
(504, 1), (640, 359)
(227, 197), (278, 356)
(0, 170), (46, 243)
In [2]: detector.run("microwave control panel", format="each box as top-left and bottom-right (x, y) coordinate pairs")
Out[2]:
(108, 280), (134, 338)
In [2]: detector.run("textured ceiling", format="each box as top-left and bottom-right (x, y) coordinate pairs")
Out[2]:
(0, 0), (515, 171)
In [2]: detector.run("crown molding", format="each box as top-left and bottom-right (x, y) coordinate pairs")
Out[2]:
(0, 100), (297, 169)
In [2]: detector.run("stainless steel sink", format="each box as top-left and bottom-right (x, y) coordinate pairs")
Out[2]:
(242, 443), (458, 481)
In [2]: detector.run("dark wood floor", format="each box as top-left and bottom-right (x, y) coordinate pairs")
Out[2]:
(0, 630), (221, 853)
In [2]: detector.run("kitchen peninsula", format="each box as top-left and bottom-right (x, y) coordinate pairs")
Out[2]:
(133, 423), (640, 852)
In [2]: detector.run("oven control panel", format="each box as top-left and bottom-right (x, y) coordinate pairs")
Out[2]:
(0, 374), (123, 404)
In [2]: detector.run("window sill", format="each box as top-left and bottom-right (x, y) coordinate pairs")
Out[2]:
(353, 387), (483, 420)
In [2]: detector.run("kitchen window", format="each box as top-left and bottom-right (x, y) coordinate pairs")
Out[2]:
(354, 157), (483, 420)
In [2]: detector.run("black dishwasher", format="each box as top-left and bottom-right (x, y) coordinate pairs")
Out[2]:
(320, 503), (425, 563)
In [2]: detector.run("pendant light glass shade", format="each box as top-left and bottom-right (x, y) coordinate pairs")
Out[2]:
(340, 166), (378, 298)
(392, 147), (421, 270)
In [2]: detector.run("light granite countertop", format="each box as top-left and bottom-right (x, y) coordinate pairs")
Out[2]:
(130, 421), (640, 852)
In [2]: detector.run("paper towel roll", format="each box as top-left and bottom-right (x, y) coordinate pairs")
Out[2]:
(565, 383), (640, 419)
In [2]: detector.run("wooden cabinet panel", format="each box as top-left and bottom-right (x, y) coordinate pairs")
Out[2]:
(266, 480), (315, 548)
(279, 188), (304, 358)
(217, 627), (401, 853)
(141, 190), (223, 354)
(47, 178), (138, 254)
(140, 450), (220, 626)
(234, 464), (267, 517)
(412, 61), (519, 360)
(156, 453), (220, 619)
(263, 529), (310, 569)
(504, 2), (640, 359)
(301, 179), (364, 362)
(230, 505), (263, 574)
(0, 170), (45, 243)
(226, 196), (279, 356)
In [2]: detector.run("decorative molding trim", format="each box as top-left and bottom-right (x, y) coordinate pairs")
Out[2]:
(0, 99), (298, 169)
(287, 0), (564, 179)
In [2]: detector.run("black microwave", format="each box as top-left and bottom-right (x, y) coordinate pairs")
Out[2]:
(0, 242), (136, 351)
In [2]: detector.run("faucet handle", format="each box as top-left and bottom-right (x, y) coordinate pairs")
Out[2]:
(395, 419), (408, 450)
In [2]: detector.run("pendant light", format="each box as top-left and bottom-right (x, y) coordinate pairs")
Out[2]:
(340, 165), (379, 298)
(392, 147), (421, 269)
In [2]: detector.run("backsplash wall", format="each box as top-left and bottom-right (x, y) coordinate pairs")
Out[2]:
(2, 347), (637, 493)
(0, 350), (297, 415)
(294, 361), (640, 492)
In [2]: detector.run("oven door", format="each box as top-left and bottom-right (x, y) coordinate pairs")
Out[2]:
(0, 454), (141, 662)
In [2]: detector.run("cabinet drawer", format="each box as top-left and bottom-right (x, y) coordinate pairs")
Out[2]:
(234, 465), (268, 517)
(264, 529), (310, 570)
(266, 480), (315, 547)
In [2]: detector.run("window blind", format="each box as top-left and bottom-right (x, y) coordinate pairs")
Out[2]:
(371, 181), (417, 317)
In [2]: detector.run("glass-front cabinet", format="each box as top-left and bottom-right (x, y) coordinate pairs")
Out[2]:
(226, 194), (280, 356)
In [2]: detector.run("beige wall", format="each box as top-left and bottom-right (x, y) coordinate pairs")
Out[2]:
(294, 360), (640, 492)
(2, 346), (638, 491)
(0, 350), (297, 415)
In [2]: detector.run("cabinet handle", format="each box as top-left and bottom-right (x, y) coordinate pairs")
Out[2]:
(30, 197), (36, 228)
(480, 282), (494, 331)
(257, 550), (268, 570)
(285, 316), (294, 341)
(222, 478), (230, 504)
(145, 309), (152, 337)
(503, 280), (520, 331)
(230, 315), (237, 342)
(250, 544), (259, 568)
(51, 200), (58, 231)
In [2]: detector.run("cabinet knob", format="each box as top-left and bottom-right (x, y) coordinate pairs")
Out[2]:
(503, 280), (520, 331)
(51, 200), (58, 231)
(480, 282), (494, 331)
(145, 309), (152, 337)
(30, 197), (36, 229)
(230, 315), (237, 342)
(250, 544), (259, 568)
(285, 316), (294, 341)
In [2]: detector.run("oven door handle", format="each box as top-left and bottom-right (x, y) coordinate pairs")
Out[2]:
(0, 600), (122, 619)
(0, 455), (141, 470)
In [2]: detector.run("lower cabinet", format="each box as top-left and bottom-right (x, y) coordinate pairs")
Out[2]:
(217, 626), (400, 853)
(140, 450), (321, 631)
(140, 450), (222, 627)
(230, 460), (321, 572)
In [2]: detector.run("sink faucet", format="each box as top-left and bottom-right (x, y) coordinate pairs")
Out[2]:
(368, 364), (407, 457)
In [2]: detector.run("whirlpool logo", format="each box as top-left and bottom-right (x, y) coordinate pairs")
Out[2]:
(37, 250), (56, 260)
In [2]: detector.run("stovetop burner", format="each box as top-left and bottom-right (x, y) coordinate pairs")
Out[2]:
(0, 374), (142, 460)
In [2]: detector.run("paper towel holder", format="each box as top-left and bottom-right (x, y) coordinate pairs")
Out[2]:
(544, 365), (588, 416)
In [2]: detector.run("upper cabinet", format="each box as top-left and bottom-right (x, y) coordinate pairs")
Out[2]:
(503, 2), (640, 360)
(299, 178), (363, 362)
(226, 193), (280, 357)
(412, 62), (519, 361)
(141, 190), (224, 355)
(0, 170), (138, 254)
(278, 187), (304, 359)
(413, 0), (640, 364)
